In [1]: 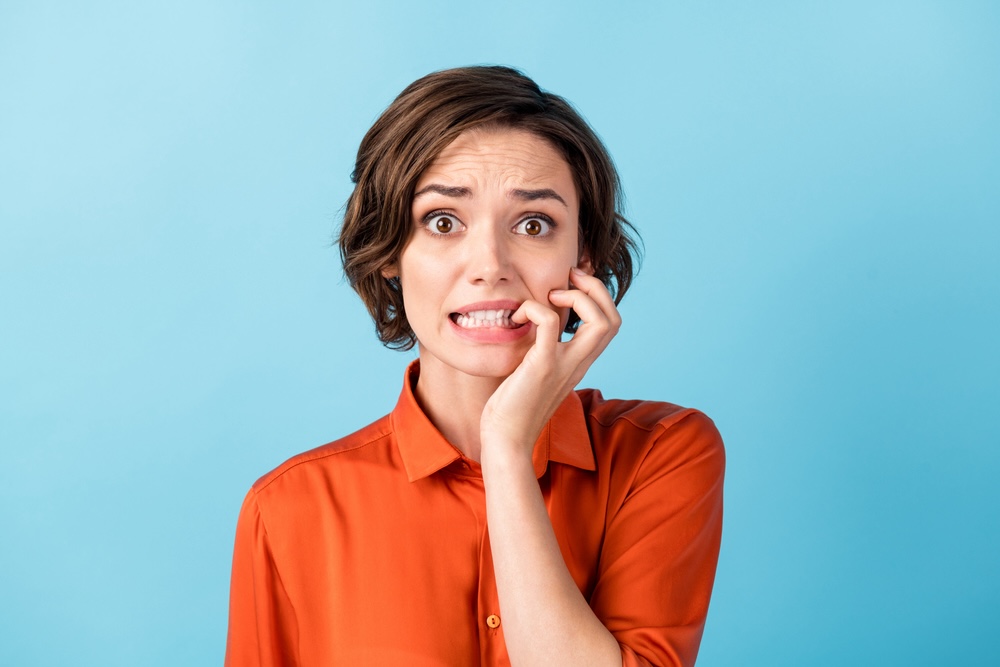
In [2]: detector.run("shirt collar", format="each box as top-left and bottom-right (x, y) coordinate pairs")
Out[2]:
(391, 360), (596, 482)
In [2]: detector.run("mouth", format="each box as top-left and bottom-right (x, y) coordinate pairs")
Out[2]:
(450, 309), (520, 329)
(449, 300), (526, 330)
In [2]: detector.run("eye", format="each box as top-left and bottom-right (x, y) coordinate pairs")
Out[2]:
(423, 212), (464, 236)
(434, 216), (454, 234)
(513, 215), (554, 237)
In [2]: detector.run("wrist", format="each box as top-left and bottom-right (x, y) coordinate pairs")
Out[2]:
(480, 435), (534, 476)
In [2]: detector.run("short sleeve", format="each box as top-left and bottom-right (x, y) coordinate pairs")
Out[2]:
(590, 411), (725, 667)
(225, 488), (300, 667)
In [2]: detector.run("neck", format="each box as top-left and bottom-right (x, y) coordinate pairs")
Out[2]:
(413, 354), (504, 462)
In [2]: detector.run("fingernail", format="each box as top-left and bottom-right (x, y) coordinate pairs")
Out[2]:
(550, 289), (565, 295)
(571, 267), (586, 275)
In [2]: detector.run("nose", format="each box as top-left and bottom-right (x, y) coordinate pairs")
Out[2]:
(465, 223), (511, 286)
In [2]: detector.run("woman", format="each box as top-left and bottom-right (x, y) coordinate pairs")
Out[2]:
(226, 66), (724, 667)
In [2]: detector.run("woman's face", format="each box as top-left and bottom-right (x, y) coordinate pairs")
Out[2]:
(390, 127), (589, 380)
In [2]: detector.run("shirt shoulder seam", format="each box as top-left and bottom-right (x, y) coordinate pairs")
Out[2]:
(586, 402), (703, 434)
(254, 422), (394, 493)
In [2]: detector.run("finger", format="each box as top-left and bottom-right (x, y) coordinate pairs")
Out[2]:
(547, 289), (616, 366)
(568, 268), (622, 330)
(550, 274), (621, 340)
(512, 299), (562, 357)
(548, 286), (611, 334)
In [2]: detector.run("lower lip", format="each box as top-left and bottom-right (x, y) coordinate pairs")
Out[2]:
(448, 316), (532, 343)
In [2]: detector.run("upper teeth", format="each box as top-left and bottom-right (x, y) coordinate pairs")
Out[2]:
(456, 309), (515, 328)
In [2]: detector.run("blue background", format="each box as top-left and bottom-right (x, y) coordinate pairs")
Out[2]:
(2, 1), (997, 665)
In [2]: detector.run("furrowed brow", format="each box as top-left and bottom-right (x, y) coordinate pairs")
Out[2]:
(510, 188), (568, 207)
(413, 184), (472, 199)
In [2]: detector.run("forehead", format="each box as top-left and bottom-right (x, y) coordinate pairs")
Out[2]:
(416, 128), (575, 193)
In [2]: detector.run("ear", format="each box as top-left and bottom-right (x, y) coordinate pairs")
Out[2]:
(576, 251), (594, 276)
(380, 264), (399, 280)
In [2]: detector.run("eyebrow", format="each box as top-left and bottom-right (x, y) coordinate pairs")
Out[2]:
(413, 184), (568, 208)
(510, 188), (568, 207)
(413, 184), (472, 199)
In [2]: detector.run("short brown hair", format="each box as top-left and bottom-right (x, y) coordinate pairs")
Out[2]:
(339, 65), (640, 350)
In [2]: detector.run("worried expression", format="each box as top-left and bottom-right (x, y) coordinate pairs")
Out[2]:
(385, 127), (591, 379)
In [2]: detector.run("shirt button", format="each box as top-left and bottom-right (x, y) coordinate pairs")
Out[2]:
(486, 614), (501, 629)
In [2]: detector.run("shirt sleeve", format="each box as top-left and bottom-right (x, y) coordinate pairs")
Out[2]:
(590, 411), (725, 667)
(225, 488), (300, 667)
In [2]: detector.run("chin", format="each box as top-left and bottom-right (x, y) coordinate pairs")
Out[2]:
(458, 352), (526, 379)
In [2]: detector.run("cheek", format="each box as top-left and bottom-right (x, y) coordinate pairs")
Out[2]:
(530, 258), (575, 294)
(399, 252), (454, 317)
(527, 267), (575, 327)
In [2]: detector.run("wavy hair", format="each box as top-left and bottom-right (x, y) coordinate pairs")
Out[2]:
(339, 65), (641, 350)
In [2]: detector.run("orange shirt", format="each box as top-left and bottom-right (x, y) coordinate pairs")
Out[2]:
(225, 363), (724, 666)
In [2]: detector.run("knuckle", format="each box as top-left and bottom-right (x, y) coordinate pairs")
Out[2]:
(589, 324), (611, 340)
(540, 310), (560, 326)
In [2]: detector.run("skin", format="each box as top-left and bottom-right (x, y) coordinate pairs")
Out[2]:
(384, 127), (623, 666)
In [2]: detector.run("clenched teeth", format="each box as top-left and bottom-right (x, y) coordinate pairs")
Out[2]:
(454, 309), (517, 329)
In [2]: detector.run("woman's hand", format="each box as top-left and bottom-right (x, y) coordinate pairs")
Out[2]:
(480, 266), (625, 667)
(480, 267), (622, 456)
